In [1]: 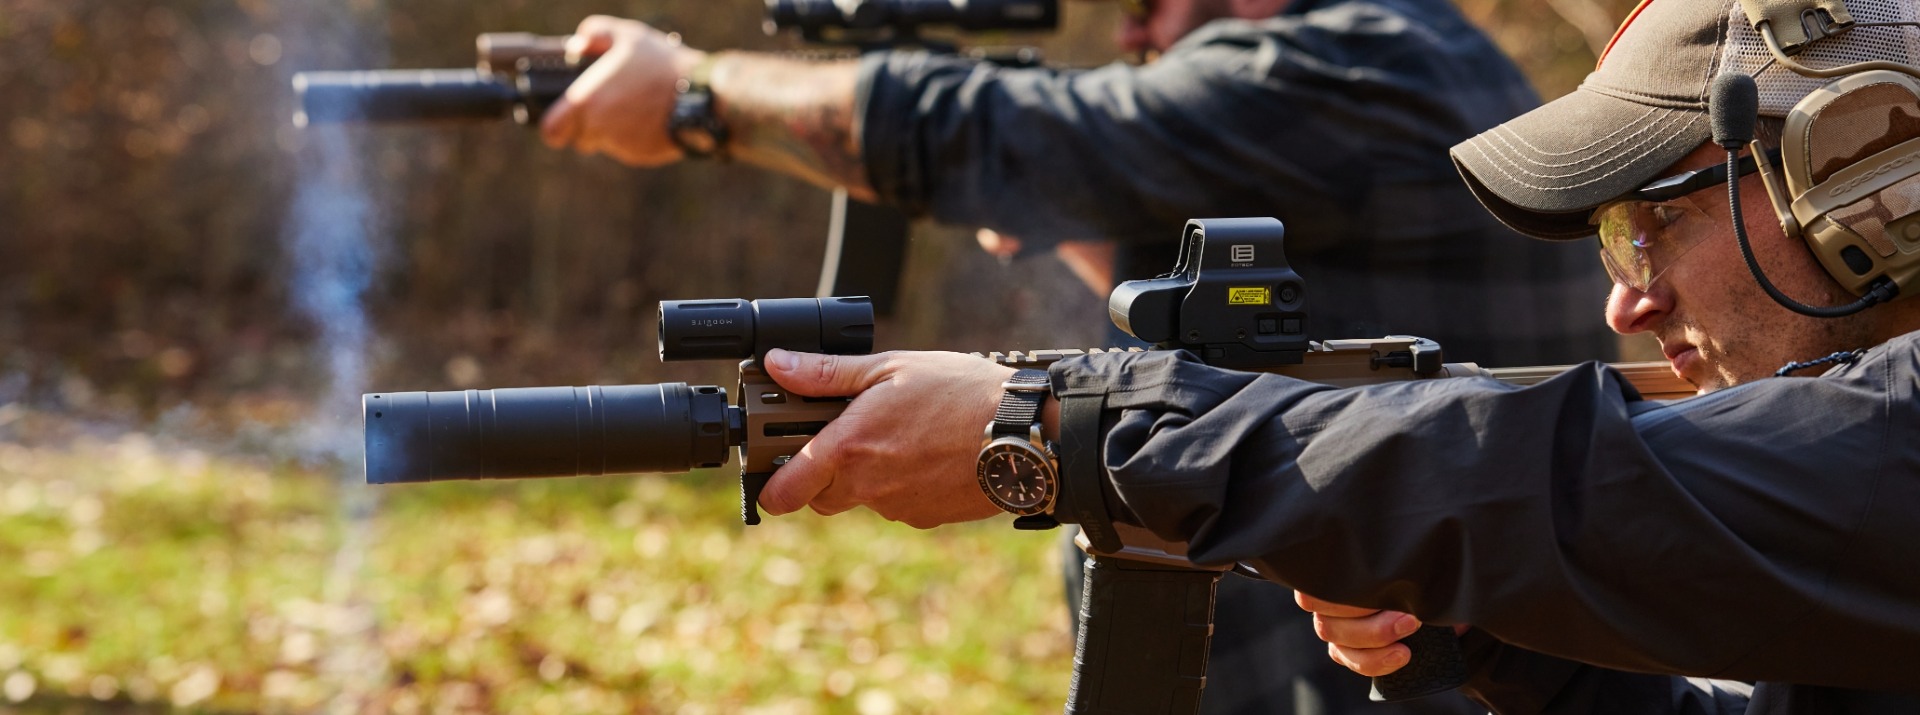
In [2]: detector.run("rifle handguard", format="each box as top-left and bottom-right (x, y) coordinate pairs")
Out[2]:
(1067, 554), (1221, 715)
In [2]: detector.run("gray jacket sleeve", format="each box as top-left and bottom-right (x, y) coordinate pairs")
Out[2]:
(1045, 334), (1920, 692)
(857, 47), (1349, 249)
(854, 9), (1536, 250)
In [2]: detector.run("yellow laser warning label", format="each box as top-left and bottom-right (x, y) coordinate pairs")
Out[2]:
(1228, 287), (1271, 305)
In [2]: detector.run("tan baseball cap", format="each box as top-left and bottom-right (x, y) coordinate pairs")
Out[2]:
(1451, 0), (1920, 240)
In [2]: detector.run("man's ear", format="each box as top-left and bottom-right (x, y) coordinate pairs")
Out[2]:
(1228, 0), (1293, 20)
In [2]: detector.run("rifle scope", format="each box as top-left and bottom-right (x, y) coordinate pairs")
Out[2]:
(765, 0), (1058, 34)
(364, 297), (874, 485)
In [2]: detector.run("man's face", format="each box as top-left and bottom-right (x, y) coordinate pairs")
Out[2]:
(1115, 0), (1237, 55)
(1603, 143), (1879, 392)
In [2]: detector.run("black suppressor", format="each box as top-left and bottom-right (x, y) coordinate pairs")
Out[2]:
(364, 384), (736, 484)
(295, 70), (523, 125)
(294, 68), (576, 125)
(293, 33), (579, 126)
(365, 297), (873, 489)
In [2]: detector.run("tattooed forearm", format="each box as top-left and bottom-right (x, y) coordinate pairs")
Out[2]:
(709, 52), (876, 201)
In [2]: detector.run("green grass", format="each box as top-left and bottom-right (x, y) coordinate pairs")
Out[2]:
(0, 427), (1073, 713)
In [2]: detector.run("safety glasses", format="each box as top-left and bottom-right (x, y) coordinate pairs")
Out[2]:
(1591, 197), (1713, 292)
(1593, 147), (1783, 291)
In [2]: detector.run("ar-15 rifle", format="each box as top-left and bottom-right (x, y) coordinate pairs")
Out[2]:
(361, 217), (1693, 712)
(290, 0), (1060, 318)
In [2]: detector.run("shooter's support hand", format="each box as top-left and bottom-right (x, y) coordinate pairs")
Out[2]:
(759, 348), (1031, 527)
(1297, 591), (1471, 677)
(541, 15), (706, 166)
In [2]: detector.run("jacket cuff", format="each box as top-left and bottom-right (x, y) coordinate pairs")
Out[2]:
(1047, 358), (1137, 544)
(853, 52), (922, 214)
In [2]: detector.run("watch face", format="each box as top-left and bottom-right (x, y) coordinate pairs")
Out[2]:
(977, 439), (1057, 516)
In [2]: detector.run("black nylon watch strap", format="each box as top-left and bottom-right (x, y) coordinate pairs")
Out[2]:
(992, 369), (1050, 438)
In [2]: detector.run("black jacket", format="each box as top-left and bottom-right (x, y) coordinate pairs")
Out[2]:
(1048, 329), (1920, 713)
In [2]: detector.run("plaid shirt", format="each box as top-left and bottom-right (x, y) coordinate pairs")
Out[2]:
(857, 0), (1615, 368)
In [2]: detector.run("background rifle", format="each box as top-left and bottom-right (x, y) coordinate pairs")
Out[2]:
(765, 0), (1057, 50)
(360, 217), (1691, 712)
(291, 0), (1060, 317)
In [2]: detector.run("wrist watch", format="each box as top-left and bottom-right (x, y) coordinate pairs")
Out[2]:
(668, 57), (728, 159)
(976, 369), (1060, 517)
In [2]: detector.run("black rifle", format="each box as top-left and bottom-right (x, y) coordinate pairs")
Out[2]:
(291, 1), (1060, 317)
(765, 0), (1057, 50)
(361, 217), (1694, 711)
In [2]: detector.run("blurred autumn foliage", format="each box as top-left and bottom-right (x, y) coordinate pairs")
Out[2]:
(0, 0), (1638, 415)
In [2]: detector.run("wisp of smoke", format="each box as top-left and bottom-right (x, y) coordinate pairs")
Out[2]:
(287, 125), (376, 459)
(277, 3), (394, 710)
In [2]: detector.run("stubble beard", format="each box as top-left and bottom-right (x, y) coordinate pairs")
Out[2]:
(1685, 291), (1879, 393)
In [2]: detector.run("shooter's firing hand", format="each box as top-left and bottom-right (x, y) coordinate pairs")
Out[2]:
(1296, 591), (1470, 677)
(759, 349), (1012, 528)
(541, 15), (706, 167)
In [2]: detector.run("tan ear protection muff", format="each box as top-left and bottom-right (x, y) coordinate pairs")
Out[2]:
(1769, 69), (1920, 298)
(1727, 0), (1920, 316)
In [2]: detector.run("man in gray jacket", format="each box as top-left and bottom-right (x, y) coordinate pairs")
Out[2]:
(744, 0), (1920, 711)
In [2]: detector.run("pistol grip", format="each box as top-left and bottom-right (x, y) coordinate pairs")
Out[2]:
(1368, 624), (1468, 701)
(1067, 554), (1219, 715)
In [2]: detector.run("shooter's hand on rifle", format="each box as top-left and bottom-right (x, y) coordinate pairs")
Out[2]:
(758, 348), (1023, 528)
(536, 15), (877, 199)
(1296, 592), (1472, 678)
(541, 15), (706, 166)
